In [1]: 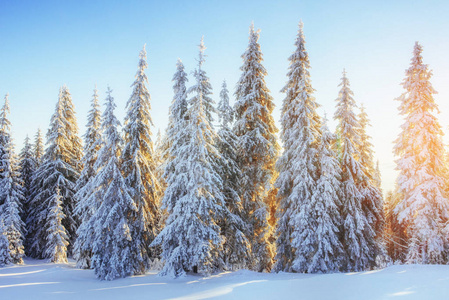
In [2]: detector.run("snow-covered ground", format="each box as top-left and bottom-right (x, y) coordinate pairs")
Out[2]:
(1, 259), (448, 300)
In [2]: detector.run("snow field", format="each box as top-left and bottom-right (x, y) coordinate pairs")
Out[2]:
(1, 259), (448, 300)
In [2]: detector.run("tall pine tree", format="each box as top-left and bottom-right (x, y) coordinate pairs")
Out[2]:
(161, 59), (189, 213)
(0, 95), (25, 264)
(216, 80), (250, 270)
(274, 21), (322, 273)
(0, 139), (25, 264)
(334, 70), (377, 271)
(87, 88), (135, 280)
(0, 94), (11, 187)
(27, 87), (79, 258)
(121, 45), (160, 270)
(306, 117), (345, 273)
(0, 219), (12, 266)
(45, 185), (69, 263)
(19, 136), (36, 229)
(234, 24), (279, 272)
(33, 129), (44, 167)
(357, 103), (385, 262)
(74, 87), (102, 269)
(153, 38), (225, 277)
(394, 42), (449, 264)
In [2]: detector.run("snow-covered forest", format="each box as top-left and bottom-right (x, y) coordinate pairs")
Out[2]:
(1, 21), (449, 287)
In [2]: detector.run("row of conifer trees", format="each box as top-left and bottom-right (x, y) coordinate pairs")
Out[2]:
(0, 22), (446, 279)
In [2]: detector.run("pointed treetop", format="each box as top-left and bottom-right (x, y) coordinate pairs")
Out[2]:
(91, 86), (99, 104)
(218, 79), (233, 128)
(197, 36), (206, 69)
(413, 41), (422, 57)
(61, 84), (70, 95)
(106, 86), (113, 99)
(359, 103), (370, 124)
(140, 44), (147, 60)
(0, 94), (11, 134)
(93, 85), (99, 99)
(338, 69), (353, 94)
(248, 22), (261, 42)
(320, 112), (332, 137)
(296, 20), (305, 41)
(133, 44), (148, 81)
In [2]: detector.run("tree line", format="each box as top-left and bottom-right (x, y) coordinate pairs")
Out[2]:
(0, 22), (447, 279)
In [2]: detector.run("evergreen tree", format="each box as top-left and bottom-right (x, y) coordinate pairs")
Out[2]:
(121, 45), (160, 270)
(45, 185), (69, 263)
(384, 189), (407, 262)
(374, 160), (382, 190)
(358, 104), (376, 179)
(216, 80), (250, 270)
(27, 87), (79, 258)
(357, 104), (385, 260)
(0, 219), (12, 267)
(0, 94), (11, 187)
(233, 24), (279, 272)
(73, 87), (102, 269)
(153, 39), (225, 277)
(89, 88), (137, 280)
(33, 129), (44, 167)
(58, 86), (82, 246)
(153, 129), (166, 208)
(306, 117), (345, 273)
(60, 86), (83, 174)
(19, 136), (36, 224)
(161, 59), (189, 209)
(0, 215), (12, 267)
(273, 21), (321, 273)
(394, 42), (449, 264)
(0, 138), (25, 264)
(187, 41), (215, 125)
(334, 70), (377, 271)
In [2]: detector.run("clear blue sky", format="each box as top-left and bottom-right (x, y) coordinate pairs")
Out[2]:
(1, 0), (448, 192)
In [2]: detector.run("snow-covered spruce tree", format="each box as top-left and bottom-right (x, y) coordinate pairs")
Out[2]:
(153, 129), (166, 206)
(0, 219), (12, 266)
(384, 189), (407, 262)
(45, 185), (69, 263)
(0, 94), (11, 187)
(161, 59), (189, 206)
(73, 87), (102, 269)
(374, 160), (382, 190)
(334, 70), (377, 271)
(57, 85), (82, 248)
(394, 42), (449, 264)
(0, 138), (25, 264)
(153, 39), (225, 277)
(273, 21), (321, 273)
(233, 24), (279, 272)
(19, 136), (36, 224)
(216, 80), (250, 270)
(33, 128), (44, 167)
(60, 86), (83, 175)
(358, 104), (376, 179)
(26, 88), (79, 258)
(156, 59), (189, 258)
(120, 45), (160, 269)
(186, 41), (214, 125)
(304, 117), (345, 273)
(357, 104), (385, 259)
(88, 87), (137, 280)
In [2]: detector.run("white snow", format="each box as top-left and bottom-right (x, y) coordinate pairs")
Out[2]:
(1, 258), (448, 300)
